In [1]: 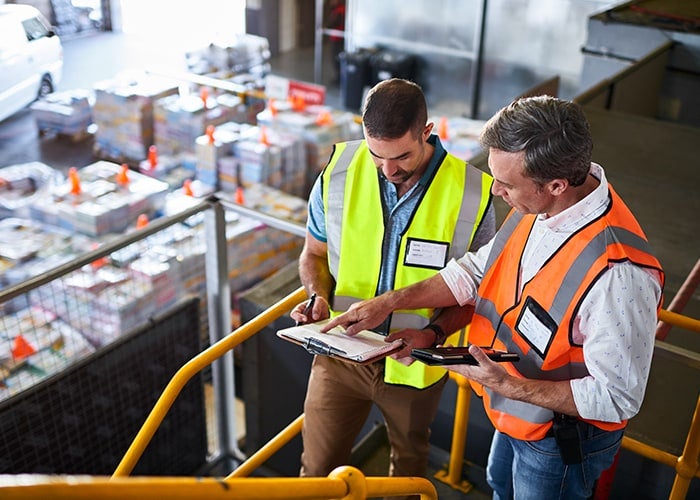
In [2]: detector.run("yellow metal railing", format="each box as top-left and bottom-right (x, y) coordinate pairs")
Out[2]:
(112, 286), (308, 477)
(434, 307), (700, 498)
(620, 304), (700, 500)
(2, 284), (697, 498)
(0, 465), (437, 499)
(108, 284), (436, 499)
(622, 395), (700, 500)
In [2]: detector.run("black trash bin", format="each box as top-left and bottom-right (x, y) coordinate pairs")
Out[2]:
(340, 49), (373, 112)
(369, 49), (417, 85)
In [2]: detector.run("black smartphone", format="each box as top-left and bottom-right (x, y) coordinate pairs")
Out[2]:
(411, 346), (520, 365)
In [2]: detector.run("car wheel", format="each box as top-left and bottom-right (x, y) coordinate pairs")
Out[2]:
(38, 75), (54, 99)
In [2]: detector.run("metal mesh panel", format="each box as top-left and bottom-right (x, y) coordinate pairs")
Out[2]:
(0, 296), (207, 475)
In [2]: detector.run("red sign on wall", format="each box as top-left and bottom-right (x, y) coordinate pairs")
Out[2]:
(266, 75), (326, 105)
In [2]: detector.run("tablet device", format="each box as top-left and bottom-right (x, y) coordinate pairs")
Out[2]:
(410, 347), (520, 366)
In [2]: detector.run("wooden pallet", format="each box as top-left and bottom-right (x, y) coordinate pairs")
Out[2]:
(38, 127), (92, 143)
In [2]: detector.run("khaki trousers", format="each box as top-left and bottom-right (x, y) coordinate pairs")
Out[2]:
(300, 355), (447, 481)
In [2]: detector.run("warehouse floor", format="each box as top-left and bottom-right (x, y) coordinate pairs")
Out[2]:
(1, 29), (699, 498)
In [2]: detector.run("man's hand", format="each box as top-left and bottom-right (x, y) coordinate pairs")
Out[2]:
(447, 345), (580, 417)
(290, 295), (330, 325)
(446, 345), (509, 387)
(385, 327), (438, 366)
(321, 295), (391, 335)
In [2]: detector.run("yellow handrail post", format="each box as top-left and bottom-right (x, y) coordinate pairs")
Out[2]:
(433, 373), (473, 493)
(227, 414), (305, 478)
(112, 286), (307, 478)
(669, 395), (700, 500)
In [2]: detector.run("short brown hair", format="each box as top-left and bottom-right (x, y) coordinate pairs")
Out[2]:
(362, 78), (427, 141)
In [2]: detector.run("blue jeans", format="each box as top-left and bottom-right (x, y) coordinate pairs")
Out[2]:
(487, 425), (624, 500)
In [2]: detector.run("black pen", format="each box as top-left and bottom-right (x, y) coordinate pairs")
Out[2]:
(296, 293), (317, 326)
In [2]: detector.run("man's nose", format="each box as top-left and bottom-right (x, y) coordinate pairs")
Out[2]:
(491, 181), (504, 196)
(382, 159), (399, 175)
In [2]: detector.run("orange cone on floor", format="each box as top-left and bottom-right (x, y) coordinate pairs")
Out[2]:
(200, 86), (209, 109)
(206, 124), (215, 144)
(147, 145), (158, 170)
(68, 167), (81, 195)
(291, 94), (306, 112)
(116, 163), (130, 186)
(183, 178), (193, 196)
(90, 242), (108, 270)
(235, 186), (245, 204)
(438, 116), (449, 141)
(12, 335), (36, 360)
(268, 98), (278, 117)
(260, 126), (270, 146)
(316, 109), (333, 126)
(136, 213), (149, 229)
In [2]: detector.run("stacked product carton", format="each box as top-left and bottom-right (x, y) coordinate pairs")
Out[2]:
(430, 116), (487, 161)
(219, 125), (307, 197)
(194, 122), (250, 191)
(256, 102), (362, 196)
(30, 89), (94, 136)
(153, 93), (248, 156)
(185, 33), (271, 76)
(0, 306), (95, 401)
(0, 162), (65, 220)
(92, 71), (178, 161)
(29, 161), (169, 236)
(28, 265), (156, 347)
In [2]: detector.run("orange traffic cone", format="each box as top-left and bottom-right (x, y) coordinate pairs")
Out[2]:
(235, 186), (245, 204)
(68, 167), (81, 195)
(183, 179), (194, 196)
(200, 86), (209, 109)
(12, 335), (36, 360)
(136, 213), (149, 229)
(116, 163), (130, 186)
(260, 126), (270, 146)
(268, 98), (278, 117)
(291, 94), (306, 112)
(90, 242), (108, 269)
(206, 124), (215, 144)
(147, 145), (158, 170)
(316, 109), (333, 126)
(438, 116), (449, 141)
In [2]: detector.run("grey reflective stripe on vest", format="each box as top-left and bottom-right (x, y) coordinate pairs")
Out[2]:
(334, 295), (427, 330)
(450, 164), (488, 259)
(487, 389), (554, 424)
(333, 294), (357, 311)
(484, 211), (523, 273)
(547, 225), (654, 329)
(327, 140), (363, 279)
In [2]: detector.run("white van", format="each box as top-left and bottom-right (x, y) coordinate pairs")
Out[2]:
(0, 4), (63, 123)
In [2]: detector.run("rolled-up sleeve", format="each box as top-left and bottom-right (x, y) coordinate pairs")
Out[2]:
(439, 240), (493, 306)
(570, 262), (663, 422)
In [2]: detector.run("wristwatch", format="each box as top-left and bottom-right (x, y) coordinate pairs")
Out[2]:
(424, 324), (447, 346)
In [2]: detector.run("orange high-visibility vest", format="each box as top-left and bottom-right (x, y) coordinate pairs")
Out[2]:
(469, 184), (664, 441)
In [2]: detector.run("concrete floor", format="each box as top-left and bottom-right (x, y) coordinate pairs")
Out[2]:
(1, 27), (699, 499)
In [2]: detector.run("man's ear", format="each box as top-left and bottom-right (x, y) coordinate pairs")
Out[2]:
(548, 178), (568, 196)
(423, 122), (434, 140)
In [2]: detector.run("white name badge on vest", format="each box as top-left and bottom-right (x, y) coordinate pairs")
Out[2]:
(515, 296), (558, 358)
(404, 238), (449, 270)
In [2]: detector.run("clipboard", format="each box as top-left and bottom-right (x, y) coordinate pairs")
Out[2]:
(276, 320), (404, 364)
(410, 347), (520, 366)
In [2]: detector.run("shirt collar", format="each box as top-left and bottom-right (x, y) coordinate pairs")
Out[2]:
(418, 134), (444, 187)
(537, 163), (609, 232)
